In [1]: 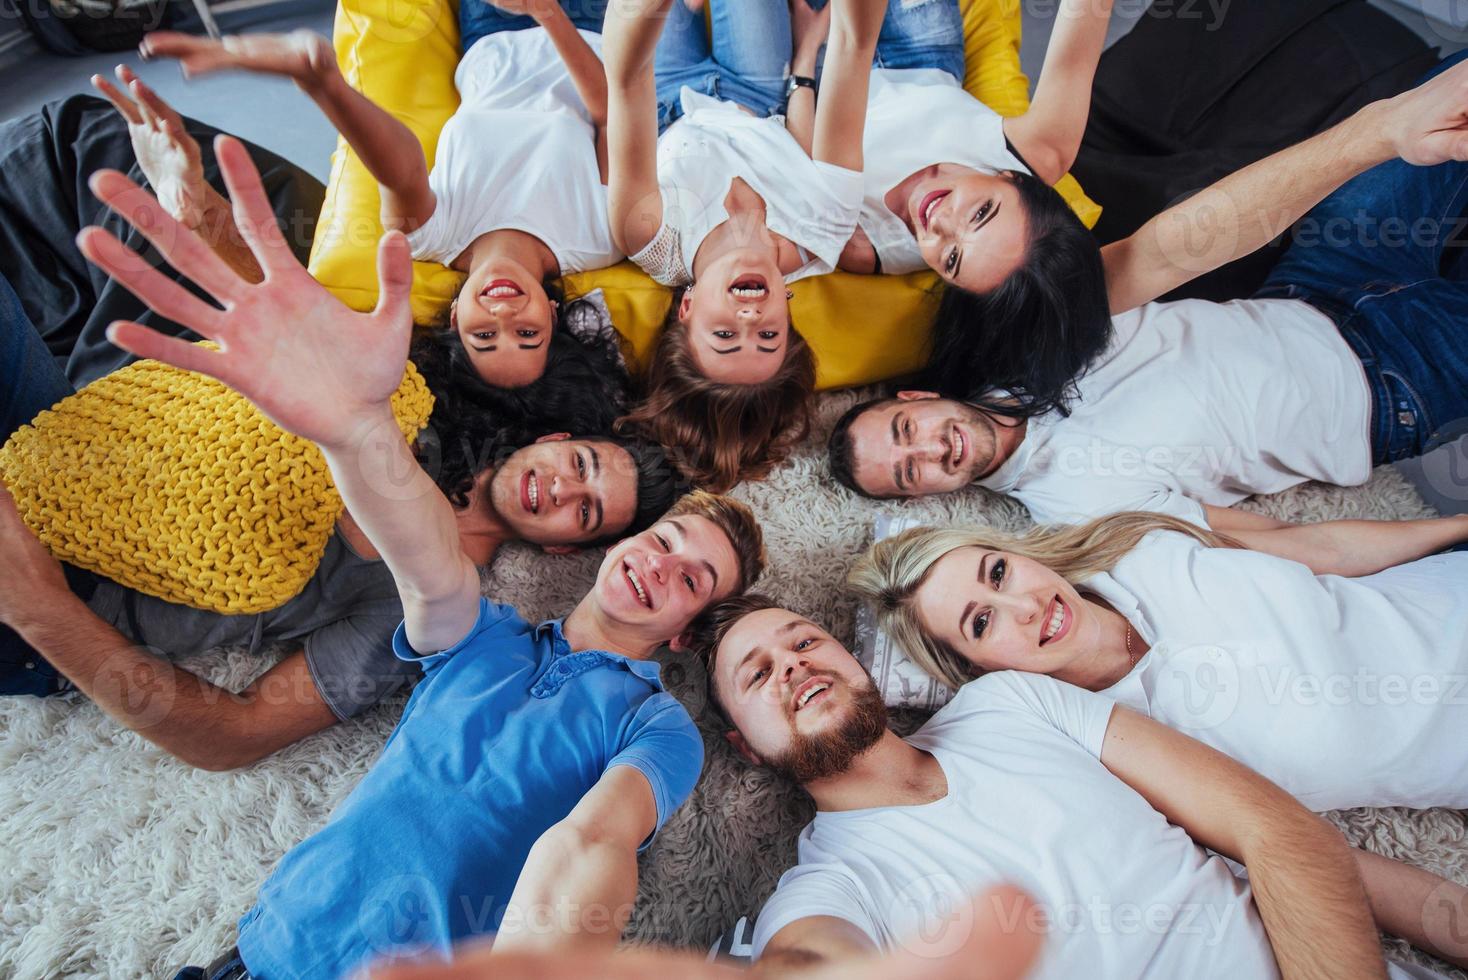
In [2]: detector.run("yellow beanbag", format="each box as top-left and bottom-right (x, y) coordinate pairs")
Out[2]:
(0, 357), (434, 614)
(309, 0), (1101, 389)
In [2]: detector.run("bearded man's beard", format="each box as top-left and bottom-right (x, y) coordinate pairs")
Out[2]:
(766, 681), (889, 784)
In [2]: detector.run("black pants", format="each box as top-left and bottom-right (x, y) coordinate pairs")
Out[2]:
(0, 94), (324, 387)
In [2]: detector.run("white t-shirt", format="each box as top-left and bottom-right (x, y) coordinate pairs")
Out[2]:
(1090, 531), (1468, 811)
(629, 89), (864, 287)
(751, 672), (1281, 980)
(404, 28), (622, 274)
(859, 68), (1030, 274)
(979, 297), (1373, 526)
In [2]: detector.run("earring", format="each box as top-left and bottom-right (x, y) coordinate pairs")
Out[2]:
(786, 289), (794, 300)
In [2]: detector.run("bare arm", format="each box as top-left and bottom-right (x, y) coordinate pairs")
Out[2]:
(809, 0), (885, 172)
(1205, 505), (1468, 577)
(0, 499), (337, 769)
(1355, 848), (1468, 970)
(140, 30), (435, 231)
(784, 0), (830, 157)
(601, 0), (668, 255)
(78, 138), (481, 654)
(1101, 706), (1386, 980)
(1001, 0), (1114, 184)
(91, 67), (264, 282)
(1102, 58), (1468, 313)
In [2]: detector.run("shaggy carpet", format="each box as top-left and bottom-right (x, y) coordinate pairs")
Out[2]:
(2, 388), (1466, 978)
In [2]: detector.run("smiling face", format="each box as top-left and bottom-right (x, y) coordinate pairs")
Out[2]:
(889, 165), (1029, 295)
(681, 249), (791, 386)
(712, 607), (888, 783)
(486, 435), (638, 546)
(847, 393), (999, 498)
(453, 261), (557, 388)
(912, 546), (1104, 677)
(591, 514), (742, 640)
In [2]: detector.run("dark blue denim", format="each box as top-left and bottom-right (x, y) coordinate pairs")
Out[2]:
(0, 269), (93, 697)
(1257, 50), (1468, 465)
(654, 0), (792, 132)
(459, 0), (606, 56)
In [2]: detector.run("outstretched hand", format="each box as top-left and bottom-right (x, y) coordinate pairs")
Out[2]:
(140, 29), (338, 93)
(92, 65), (212, 230)
(77, 135), (416, 451)
(1385, 57), (1468, 167)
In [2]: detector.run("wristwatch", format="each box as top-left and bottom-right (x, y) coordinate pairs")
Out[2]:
(785, 74), (817, 99)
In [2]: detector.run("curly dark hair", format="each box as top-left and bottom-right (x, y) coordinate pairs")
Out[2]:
(921, 170), (1111, 421)
(410, 281), (633, 507)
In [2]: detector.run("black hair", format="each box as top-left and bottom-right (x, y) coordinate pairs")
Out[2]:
(826, 396), (896, 499)
(921, 171), (1111, 420)
(409, 280), (633, 507)
(588, 434), (686, 545)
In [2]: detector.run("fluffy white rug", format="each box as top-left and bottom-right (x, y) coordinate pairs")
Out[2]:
(2, 388), (1465, 978)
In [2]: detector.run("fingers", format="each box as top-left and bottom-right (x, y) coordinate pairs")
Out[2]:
(89, 168), (242, 299)
(213, 135), (295, 277)
(140, 31), (233, 77)
(123, 68), (182, 130)
(76, 225), (226, 334)
(372, 230), (416, 330)
(105, 320), (233, 382)
(91, 72), (142, 125)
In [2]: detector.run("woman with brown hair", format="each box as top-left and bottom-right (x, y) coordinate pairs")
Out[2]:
(848, 510), (1468, 812)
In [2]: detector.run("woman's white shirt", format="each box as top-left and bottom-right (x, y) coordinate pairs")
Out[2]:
(404, 28), (622, 274)
(629, 88), (864, 287)
(859, 68), (1030, 274)
(1091, 531), (1468, 810)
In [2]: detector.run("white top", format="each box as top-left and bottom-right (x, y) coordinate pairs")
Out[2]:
(751, 672), (1281, 980)
(629, 89), (864, 287)
(1090, 531), (1468, 811)
(859, 68), (1029, 274)
(979, 297), (1373, 526)
(404, 28), (622, 274)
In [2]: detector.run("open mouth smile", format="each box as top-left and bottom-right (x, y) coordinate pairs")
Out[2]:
(623, 562), (652, 609)
(729, 274), (769, 300)
(918, 189), (951, 232)
(950, 425), (967, 469)
(1039, 595), (1072, 647)
(482, 279), (524, 300)
(520, 470), (540, 514)
(791, 676), (833, 713)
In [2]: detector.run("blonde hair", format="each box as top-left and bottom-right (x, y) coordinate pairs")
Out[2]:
(846, 512), (1241, 689)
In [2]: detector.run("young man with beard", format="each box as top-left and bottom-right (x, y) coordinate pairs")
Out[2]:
(684, 595), (1466, 980)
(827, 54), (1468, 554)
(0, 78), (680, 771)
(70, 142), (766, 978)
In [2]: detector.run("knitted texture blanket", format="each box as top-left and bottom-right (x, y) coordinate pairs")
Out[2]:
(0, 355), (434, 614)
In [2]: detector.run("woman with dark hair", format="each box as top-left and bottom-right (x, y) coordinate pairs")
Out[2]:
(603, 0), (885, 491)
(141, 0), (622, 390)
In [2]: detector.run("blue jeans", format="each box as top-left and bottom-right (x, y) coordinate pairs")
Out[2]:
(872, 0), (965, 81)
(654, 0), (791, 131)
(459, 0), (605, 55)
(1257, 50), (1468, 465)
(0, 271), (93, 697)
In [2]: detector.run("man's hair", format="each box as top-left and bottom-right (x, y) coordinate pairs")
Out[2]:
(617, 290), (817, 493)
(683, 592), (783, 723)
(922, 171), (1111, 420)
(578, 435), (685, 546)
(665, 489), (766, 595)
(827, 396), (900, 499)
(410, 280), (632, 506)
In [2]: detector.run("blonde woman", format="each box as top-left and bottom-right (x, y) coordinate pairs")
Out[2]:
(848, 511), (1468, 812)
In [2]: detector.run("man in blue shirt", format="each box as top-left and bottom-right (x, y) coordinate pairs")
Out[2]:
(77, 141), (766, 978)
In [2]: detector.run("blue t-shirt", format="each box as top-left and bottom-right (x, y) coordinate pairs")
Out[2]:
(235, 599), (704, 979)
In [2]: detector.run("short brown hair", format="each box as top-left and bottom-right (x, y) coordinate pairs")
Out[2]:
(617, 295), (816, 493)
(665, 489), (766, 595)
(684, 592), (782, 720)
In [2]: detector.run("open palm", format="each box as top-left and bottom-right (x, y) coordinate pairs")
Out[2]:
(140, 29), (337, 90)
(78, 135), (414, 450)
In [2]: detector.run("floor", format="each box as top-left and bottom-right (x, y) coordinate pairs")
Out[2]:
(3, 0), (1466, 511)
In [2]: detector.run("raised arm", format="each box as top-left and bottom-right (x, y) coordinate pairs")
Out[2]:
(809, 0), (885, 172)
(1001, 0), (1114, 184)
(77, 138), (481, 654)
(139, 30), (435, 231)
(784, 0), (830, 157)
(1101, 706), (1386, 980)
(1102, 57), (1468, 313)
(600, 0), (668, 255)
(1204, 505), (1468, 577)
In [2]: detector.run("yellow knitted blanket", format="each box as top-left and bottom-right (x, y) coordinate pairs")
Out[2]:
(0, 355), (434, 614)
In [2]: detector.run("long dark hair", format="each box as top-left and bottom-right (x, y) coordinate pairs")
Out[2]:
(921, 171), (1111, 420)
(616, 288), (816, 493)
(410, 282), (633, 506)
